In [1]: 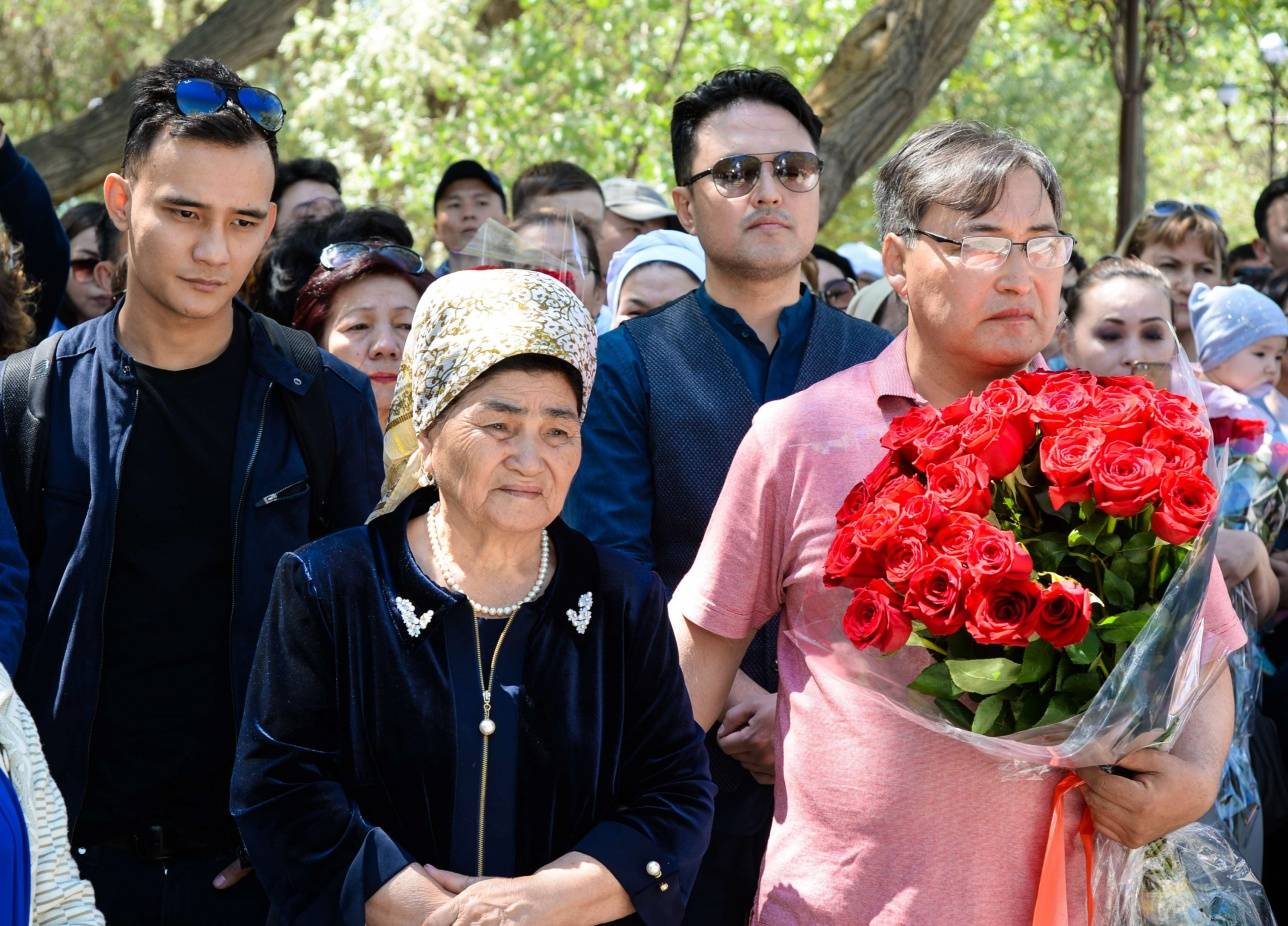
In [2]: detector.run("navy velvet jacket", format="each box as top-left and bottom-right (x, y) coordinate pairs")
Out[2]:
(231, 490), (714, 925)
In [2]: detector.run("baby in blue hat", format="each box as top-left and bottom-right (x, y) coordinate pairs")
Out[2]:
(1192, 283), (1288, 424)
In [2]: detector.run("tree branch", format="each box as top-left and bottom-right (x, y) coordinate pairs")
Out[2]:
(625, 0), (694, 178)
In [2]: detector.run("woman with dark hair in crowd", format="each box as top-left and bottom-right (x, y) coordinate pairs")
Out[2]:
(58, 203), (112, 327)
(0, 230), (36, 359)
(1119, 200), (1227, 360)
(293, 242), (432, 428)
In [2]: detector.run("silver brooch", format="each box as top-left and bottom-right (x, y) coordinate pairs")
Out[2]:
(567, 591), (593, 635)
(396, 596), (434, 638)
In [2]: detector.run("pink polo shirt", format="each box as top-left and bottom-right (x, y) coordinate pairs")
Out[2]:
(672, 331), (1246, 926)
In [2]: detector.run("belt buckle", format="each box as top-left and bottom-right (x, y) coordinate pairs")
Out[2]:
(134, 825), (173, 862)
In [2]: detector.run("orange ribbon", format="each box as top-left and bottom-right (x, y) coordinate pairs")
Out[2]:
(1031, 771), (1096, 926)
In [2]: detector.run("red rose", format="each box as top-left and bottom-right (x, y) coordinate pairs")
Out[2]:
(896, 493), (946, 538)
(967, 524), (1035, 586)
(913, 423), (962, 469)
(932, 510), (987, 559)
(1151, 393), (1211, 454)
(881, 404), (941, 456)
(979, 377), (1035, 420)
(940, 394), (978, 425)
(1034, 579), (1092, 648)
(835, 482), (871, 526)
(877, 475), (926, 505)
(904, 555), (969, 635)
(925, 456), (993, 516)
(862, 450), (906, 497)
(1152, 470), (1218, 545)
(1097, 374), (1157, 400)
(852, 498), (904, 551)
(842, 580), (912, 654)
(885, 535), (929, 587)
(965, 578), (1041, 646)
(1083, 387), (1148, 444)
(1013, 369), (1055, 395)
(1040, 426), (1106, 510)
(1032, 377), (1096, 433)
(1091, 440), (1166, 517)
(958, 411), (1033, 479)
(1210, 416), (1267, 449)
(1141, 427), (1203, 474)
(823, 523), (881, 589)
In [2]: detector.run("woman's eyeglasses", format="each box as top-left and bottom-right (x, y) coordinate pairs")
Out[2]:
(1149, 200), (1222, 226)
(683, 151), (823, 199)
(174, 77), (286, 134)
(820, 278), (858, 309)
(319, 241), (425, 275)
(70, 257), (100, 283)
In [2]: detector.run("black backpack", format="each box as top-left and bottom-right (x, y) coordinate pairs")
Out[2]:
(0, 316), (336, 563)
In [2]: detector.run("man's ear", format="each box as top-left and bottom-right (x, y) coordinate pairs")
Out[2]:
(92, 260), (116, 293)
(882, 231), (910, 301)
(671, 186), (697, 235)
(102, 173), (132, 233)
(1254, 238), (1271, 264)
(262, 201), (278, 244)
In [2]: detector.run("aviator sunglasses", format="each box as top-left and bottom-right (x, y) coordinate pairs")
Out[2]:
(319, 241), (426, 275)
(683, 151), (823, 198)
(174, 77), (286, 134)
(1149, 200), (1222, 225)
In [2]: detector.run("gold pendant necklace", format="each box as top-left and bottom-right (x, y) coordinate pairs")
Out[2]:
(473, 611), (516, 876)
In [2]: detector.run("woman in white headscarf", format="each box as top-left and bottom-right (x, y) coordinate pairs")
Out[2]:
(232, 269), (713, 926)
(603, 230), (705, 331)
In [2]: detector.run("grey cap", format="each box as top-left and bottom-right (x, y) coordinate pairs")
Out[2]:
(602, 177), (675, 221)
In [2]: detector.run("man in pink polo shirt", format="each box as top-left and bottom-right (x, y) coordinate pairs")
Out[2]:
(669, 121), (1245, 925)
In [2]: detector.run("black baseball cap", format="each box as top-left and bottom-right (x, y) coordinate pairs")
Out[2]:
(434, 160), (507, 213)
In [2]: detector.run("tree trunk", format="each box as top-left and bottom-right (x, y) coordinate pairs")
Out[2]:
(809, 0), (995, 226)
(16, 0), (310, 202)
(1114, 0), (1147, 248)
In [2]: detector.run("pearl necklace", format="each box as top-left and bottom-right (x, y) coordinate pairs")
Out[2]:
(425, 502), (550, 617)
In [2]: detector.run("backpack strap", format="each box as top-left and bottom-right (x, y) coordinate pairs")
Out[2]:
(0, 331), (65, 561)
(258, 316), (337, 538)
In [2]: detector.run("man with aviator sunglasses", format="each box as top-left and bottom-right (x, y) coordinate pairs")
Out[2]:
(565, 67), (890, 926)
(0, 57), (382, 923)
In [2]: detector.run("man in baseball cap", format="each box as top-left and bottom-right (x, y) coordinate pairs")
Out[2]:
(598, 176), (677, 273)
(432, 159), (507, 275)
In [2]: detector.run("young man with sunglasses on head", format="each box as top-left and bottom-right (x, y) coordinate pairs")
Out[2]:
(667, 121), (1243, 925)
(564, 67), (890, 925)
(0, 57), (382, 923)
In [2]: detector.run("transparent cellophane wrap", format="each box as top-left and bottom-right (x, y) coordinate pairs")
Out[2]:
(784, 343), (1275, 924)
(457, 216), (591, 289)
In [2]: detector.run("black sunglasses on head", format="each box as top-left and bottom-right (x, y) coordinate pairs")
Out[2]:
(320, 241), (425, 275)
(174, 77), (286, 134)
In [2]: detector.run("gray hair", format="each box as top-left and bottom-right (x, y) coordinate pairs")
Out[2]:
(874, 122), (1064, 239)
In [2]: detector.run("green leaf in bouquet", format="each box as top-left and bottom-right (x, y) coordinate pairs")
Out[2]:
(935, 698), (974, 730)
(1035, 692), (1082, 727)
(1055, 653), (1072, 690)
(946, 657), (1023, 695)
(1101, 567), (1135, 610)
(1122, 531), (1157, 556)
(1037, 489), (1071, 520)
(1097, 608), (1152, 643)
(1014, 689), (1048, 731)
(970, 694), (1007, 734)
(905, 630), (948, 656)
(1094, 532), (1122, 556)
(909, 661), (962, 699)
(1109, 554), (1146, 591)
(1017, 639), (1057, 683)
(1058, 668), (1103, 700)
(1064, 626), (1101, 665)
(1027, 535), (1068, 572)
(946, 629), (978, 660)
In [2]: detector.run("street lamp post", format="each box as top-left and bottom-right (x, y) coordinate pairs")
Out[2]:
(1217, 31), (1288, 182)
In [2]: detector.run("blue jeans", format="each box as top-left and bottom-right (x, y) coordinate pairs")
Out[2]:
(74, 844), (269, 926)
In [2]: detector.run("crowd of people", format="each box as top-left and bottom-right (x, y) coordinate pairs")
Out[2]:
(0, 51), (1286, 926)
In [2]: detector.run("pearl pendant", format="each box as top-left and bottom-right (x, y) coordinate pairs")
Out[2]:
(479, 718), (496, 736)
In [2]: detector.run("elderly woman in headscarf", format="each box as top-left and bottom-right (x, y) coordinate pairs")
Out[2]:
(231, 268), (714, 926)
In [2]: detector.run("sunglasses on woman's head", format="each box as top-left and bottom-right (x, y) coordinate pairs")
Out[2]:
(174, 77), (286, 134)
(1150, 200), (1222, 226)
(319, 241), (425, 275)
(683, 151), (823, 199)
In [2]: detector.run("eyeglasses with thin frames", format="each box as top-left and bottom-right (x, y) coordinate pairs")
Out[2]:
(904, 227), (1076, 271)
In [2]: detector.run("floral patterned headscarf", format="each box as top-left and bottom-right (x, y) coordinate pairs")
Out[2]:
(369, 268), (597, 521)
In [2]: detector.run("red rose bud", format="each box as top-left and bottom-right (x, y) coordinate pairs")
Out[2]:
(1210, 416), (1267, 450)
(842, 580), (912, 653)
(1032, 377), (1096, 433)
(1040, 426), (1105, 510)
(1034, 579), (1092, 648)
(877, 475), (926, 505)
(979, 377), (1035, 420)
(880, 404), (941, 457)
(925, 456), (992, 516)
(965, 578), (1041, 646)
(1151, 470), (1218, 545)
(824, 523), (874, 588)
(1091, 440), (1166, 518)
(967, 524), (1034, 586)
(932, 510), (987, 559)
(904, 555), (968, 635)
(957, 412), (1032, 479)
(835, 482), (871, 526)
(885, 534), (930, 587)
(913, 423), (962, 469)
(1083, 387), (1148, 444)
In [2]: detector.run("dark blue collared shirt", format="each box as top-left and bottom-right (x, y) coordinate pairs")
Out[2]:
(564, 284), (815, 571)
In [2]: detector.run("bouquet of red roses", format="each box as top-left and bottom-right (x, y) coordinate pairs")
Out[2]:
(822, 368), (1220, 740)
